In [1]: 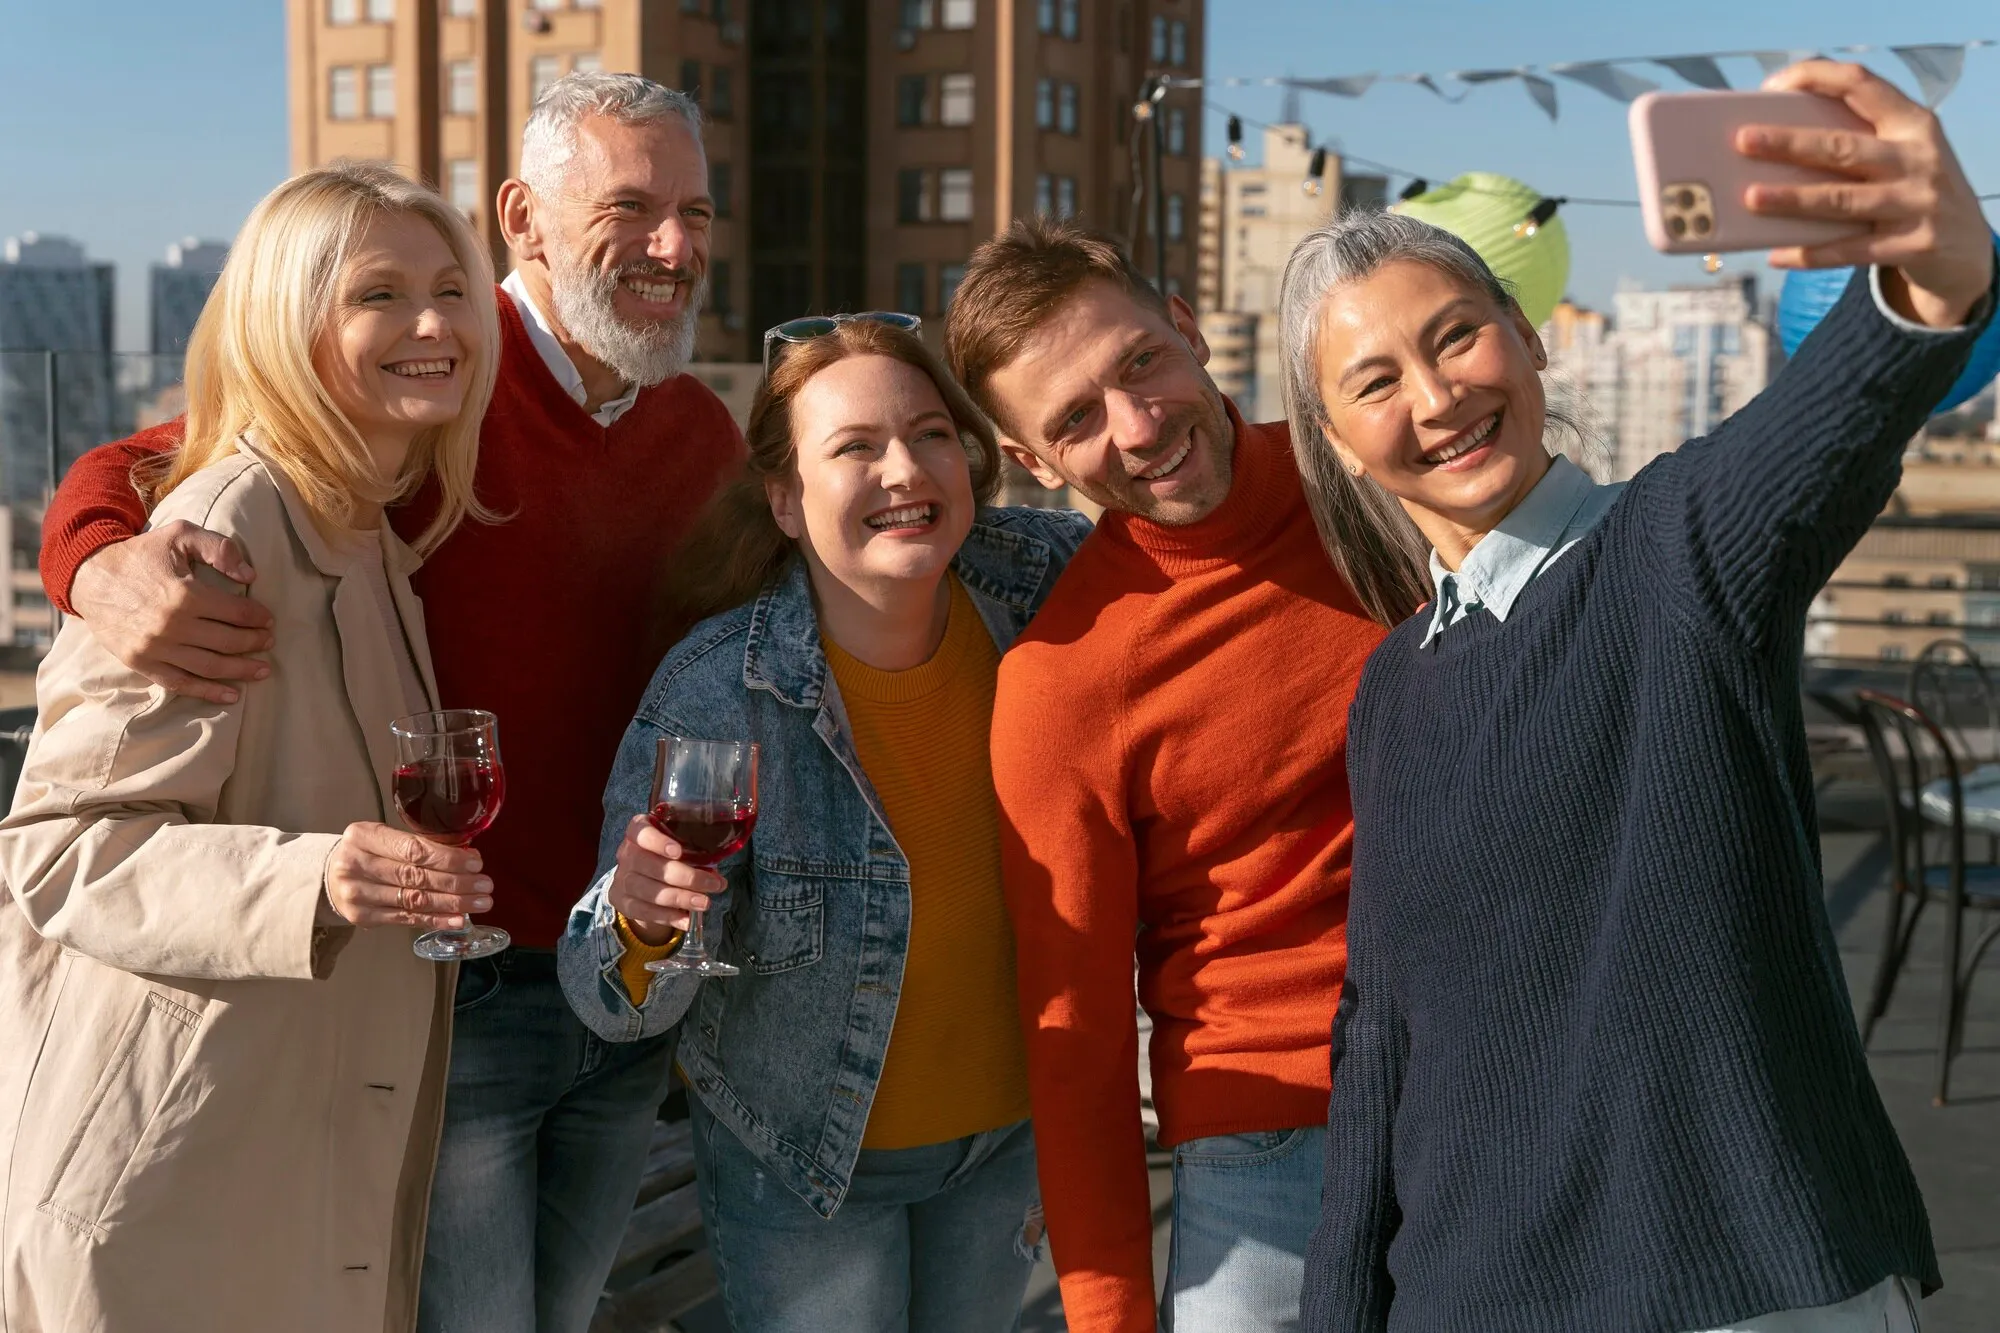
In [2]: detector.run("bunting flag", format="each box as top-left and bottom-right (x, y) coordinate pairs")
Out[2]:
(1169, 38), (1995, 121)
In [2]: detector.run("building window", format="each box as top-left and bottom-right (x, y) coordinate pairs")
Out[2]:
(367, 65), (395, 116)
(1035, 79), (1053, 130)
(1928, 611), (1953, 625)
(897, 75), (929, 127)
(940, 262), (967, 308)
(939, 72), (974, 126)
(1166, 107), (1186, 154)
(900, 0), (933, 29)
(329, 66), (359, 119)
(571, 52), (603, 74)
(1929, 574), (1956, 589)
(938, 168), (974, 222)
(1884, 610), (1908, 624)
(1058, 82), (1078, 135)
(445, 0), (476, 14)
(1059, 0), (1079, 39)
(447, 159), (479, 213)
(898, 169), (932, 223)
(897, 263), (927, 315)
(711, 259), (734, 318)
(712, 161), (733, 218)
(329, 0), (358, 22)
(1880, 644), (1906, 661)
(530, 55), (561, 102)
(576, 0), (600, 8)
(1169, 19), (1187, 66)
(710, 67), (733, 117)
(941, 0), (974, 28)
(1037, 0), (1055, 32)
(448, 60), (477, 115)
(679, 58), (702, 99)
(681, 0), (703, 10)
(1056, 175), (1077, 218)
(1166, 192), (1184, 241)
(531, 0), (562, 9)
(1035, 173), (1053, 217)
(1150, 14), (1166, 60)
(366, 0), (394, 18)
(1884, 574), (1911, 587)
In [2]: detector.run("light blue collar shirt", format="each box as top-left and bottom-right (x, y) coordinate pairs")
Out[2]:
(1423, 454), (1626, 648)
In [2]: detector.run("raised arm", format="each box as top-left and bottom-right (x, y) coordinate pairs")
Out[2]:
(993, 650), (1155, 1333)
(41, 420), (276, 705)
(1642, 62), (1996, 650)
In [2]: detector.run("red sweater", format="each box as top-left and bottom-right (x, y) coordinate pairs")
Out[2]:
(39, 288), (744, 947)
(990, 409), (1386, 1333)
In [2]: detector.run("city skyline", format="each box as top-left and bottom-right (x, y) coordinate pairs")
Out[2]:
(3, 1), (1998, 352)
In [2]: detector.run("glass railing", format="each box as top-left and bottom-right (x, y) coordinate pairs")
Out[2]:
(0, 350), (187, 706)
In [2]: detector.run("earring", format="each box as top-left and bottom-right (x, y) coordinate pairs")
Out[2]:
(1345, 461), (1363, 477)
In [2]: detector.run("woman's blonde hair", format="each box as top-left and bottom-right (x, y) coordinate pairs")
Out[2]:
(146, 161), (500, 554)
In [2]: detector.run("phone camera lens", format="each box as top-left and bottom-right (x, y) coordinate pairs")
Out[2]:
(1675, 189), (1696, 209)
(1668, 215), (1688, 238)
(1692, 214), (1712, 237)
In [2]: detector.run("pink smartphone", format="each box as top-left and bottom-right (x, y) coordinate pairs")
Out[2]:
(1630, 90), (1872, 254)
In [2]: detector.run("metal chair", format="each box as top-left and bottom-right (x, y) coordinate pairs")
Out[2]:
(1851, 688), (2000, 1105)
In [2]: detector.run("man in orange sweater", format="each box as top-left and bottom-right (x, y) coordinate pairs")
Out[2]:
(944, 220), (1386, 1333)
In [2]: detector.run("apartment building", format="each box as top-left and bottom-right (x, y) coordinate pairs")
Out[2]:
(287, 0), (1204, 362)
(1607, 273), (1773, 480)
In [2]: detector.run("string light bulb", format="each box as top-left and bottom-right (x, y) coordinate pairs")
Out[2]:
(1304, 146), (1328, 198)
(1132, 99), (1154, 122)
(1702, 253), (1724, 274)
(1226, 115), (1245, 161)
(1398, 178), (1429, 202)
(1512, 196), (1562, 239)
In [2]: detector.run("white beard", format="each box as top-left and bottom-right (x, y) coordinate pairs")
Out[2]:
(547, 252), (706, 388)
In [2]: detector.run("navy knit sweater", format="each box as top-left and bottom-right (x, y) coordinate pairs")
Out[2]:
(1304, 267), (1996, 1333)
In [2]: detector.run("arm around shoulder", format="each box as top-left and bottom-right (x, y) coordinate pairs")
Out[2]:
(40, 423), (183, 615)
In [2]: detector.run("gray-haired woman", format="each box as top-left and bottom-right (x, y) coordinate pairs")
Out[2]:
(1282, 64), (1995, 1333)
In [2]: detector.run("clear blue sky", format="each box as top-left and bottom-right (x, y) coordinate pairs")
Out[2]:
(2, 0), (1995, 350)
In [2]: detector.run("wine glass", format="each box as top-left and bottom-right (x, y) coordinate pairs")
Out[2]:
(391, 709), (510, 962)
(644, 735), (758, 978)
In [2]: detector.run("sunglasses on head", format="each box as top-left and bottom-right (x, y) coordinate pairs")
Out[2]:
(762, 311), (923, 370)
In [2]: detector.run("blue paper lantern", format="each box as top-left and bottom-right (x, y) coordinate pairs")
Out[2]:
(1777, 235), (2000, 416)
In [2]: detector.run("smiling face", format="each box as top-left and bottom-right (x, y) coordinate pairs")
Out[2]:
(767, 354), (977, 600)
(312, 210), (480, 473)
(982, 280), (1234, 526)
(533, 113), (712, 385)
(1313, 259), (1551, 558)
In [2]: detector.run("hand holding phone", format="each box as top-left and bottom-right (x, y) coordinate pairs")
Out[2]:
(1631, 60), (1991, 329)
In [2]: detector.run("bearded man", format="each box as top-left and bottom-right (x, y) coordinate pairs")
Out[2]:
(35, 73), (742, 1333)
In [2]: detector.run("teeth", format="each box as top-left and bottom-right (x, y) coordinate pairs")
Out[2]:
(1138, 439), (1192, 480)
(1429, 414), (1498, 465)
(385, 359), (454, 378)
(865, 504), (935, 530)
(624, 277), (680, 302)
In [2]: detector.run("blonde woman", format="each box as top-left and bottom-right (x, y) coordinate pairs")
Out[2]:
(0, 162), (498, 1333)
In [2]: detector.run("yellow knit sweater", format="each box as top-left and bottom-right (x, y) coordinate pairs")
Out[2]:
(823, 576), (1032, 1149)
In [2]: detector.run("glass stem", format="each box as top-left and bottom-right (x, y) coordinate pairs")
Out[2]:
(684, 910), (709, 958)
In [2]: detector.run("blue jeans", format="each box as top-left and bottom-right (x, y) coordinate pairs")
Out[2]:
(417, 948), (675, 1333)
(1161, 1126), (1326, 1333)
(693, 1098), (1042, 1332)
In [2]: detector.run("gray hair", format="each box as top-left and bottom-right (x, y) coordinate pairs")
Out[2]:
(519, 72), (703, 194)
(1276, 208), (1600, 627)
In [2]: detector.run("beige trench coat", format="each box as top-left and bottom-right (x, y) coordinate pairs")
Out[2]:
(0, 440), (454, 1333)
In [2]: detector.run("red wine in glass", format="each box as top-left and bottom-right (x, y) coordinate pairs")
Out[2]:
(390, 709), (510, 962)
(646, 803), (755, 866)
(646, 736), (759, 978)
(395, 758), (506, 846)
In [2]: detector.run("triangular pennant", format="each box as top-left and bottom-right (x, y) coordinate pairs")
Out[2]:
(1286, 74), (1380, 98)
(1550, 61), (1659, 103)
(1654, 56), (1731, 90)
(1892, 44), (1968, 106)
(1452, 68), (1521, 85)
(1395, 73), (1468, 103)
(1750, 49), (1820, 74)
(1521, 73), (1559, 121)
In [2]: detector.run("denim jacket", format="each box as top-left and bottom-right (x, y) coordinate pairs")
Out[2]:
(559, 505), (1091, 1216)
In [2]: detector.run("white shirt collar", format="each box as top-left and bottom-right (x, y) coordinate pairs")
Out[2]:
(500, 269), (642, 427)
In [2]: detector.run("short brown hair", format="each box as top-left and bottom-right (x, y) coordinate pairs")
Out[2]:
(944, 217), (1167, 435)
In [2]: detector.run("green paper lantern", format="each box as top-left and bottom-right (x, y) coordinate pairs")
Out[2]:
(1393, 172), (1570, 329)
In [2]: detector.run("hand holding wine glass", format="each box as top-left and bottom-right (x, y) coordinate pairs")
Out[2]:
(324, 822), (492, 930)
(644, 735), (758, 978)
(391, 709), (510, 962)
(607, 812), (728, 947)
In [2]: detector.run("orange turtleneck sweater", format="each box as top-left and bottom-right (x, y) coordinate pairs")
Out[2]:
(990, 408), (1387, 1333)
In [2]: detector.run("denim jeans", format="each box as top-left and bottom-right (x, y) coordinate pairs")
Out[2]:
(417, 948), (675, 1333)
(1161, 1125), (1325, 1333)
(1689, 1276), (1923, 1332)
(693, 1098), (1041, 1333)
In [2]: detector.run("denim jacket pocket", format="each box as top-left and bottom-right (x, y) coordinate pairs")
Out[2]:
(730, 862), (826, 974)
